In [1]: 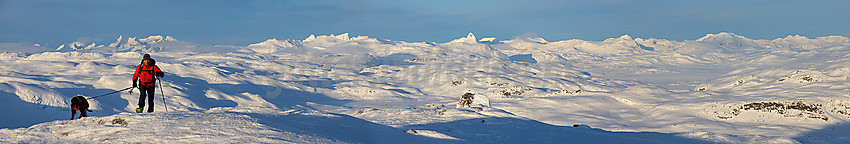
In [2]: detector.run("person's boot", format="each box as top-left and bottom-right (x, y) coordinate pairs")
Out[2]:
(135, 108), (143, 113)
(147, 106), (154, 113)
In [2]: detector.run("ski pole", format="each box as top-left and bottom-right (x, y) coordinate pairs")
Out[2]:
(158, 78), (168, 112)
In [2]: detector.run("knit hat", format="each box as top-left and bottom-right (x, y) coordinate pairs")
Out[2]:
(141, 54), (155, 65)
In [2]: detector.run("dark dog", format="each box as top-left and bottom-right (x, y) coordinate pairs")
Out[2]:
(70, 96), (90, 120)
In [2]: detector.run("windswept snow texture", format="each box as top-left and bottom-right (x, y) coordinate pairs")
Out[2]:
(3, 32), (850, 143)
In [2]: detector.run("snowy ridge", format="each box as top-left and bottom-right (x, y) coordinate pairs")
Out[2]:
(247, 38), (301, 53)
(696, 32), (761, 49)
(53, 35), (187, 53)
(2, 32), (850, 143)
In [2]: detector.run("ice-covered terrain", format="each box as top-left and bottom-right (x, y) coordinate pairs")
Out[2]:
(1, 32), (849, 143)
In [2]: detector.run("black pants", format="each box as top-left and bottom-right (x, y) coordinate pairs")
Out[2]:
(138, 84), (155, 112)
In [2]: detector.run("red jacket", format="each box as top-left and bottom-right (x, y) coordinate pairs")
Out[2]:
(133, 64), (164, 87)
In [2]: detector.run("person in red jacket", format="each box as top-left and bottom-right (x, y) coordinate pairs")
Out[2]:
(132, 54), (164, 113)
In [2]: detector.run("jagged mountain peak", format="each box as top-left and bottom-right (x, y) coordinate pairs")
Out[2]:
(303, 33), (351, 43)
(450, 32), (478, 43)
(250, 38), (300, 46)
(101, 35), (180, 52)
(56, 41), (101, 51)
(305, 34), (317, 42)
(138, 35), (177, 43)
(784, 35), (809, 39)
(247, 38), (301, 53)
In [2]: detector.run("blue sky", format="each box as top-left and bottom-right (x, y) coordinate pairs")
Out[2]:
(1, 0), (848, 45)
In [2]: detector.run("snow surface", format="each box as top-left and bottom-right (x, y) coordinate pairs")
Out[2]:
(2, 32), (850, 143)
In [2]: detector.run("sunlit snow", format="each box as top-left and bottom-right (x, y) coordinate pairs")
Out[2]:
(2, 33), (849, 143)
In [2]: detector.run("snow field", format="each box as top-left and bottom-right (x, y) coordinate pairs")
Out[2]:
(2, 32), (850, 143)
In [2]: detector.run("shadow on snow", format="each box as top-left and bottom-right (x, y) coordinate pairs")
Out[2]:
(0, 90), (71, 129)
(793, 122), (850, 143)
(156, 75), (350, 111)
(401, 117), (714, 144)
(240, 111), (455, 144)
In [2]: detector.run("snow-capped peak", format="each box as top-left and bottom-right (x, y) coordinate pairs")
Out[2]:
(502, 33), (548, 44)
(107, 36), (152, 51)
(58, 41), (100, 50)
(304, 34), (317, 42)
(603, 35), (634, 42)
(765, 35), (850, 49)
(696, 32), (759, 48)
(526, 37), (548, 44)
(8, 32), (850, 143)
(479, 37), (496, 42)
(108, 35), (177, 47)
(247, 38), (301, 53)
(697, 32), (742, 41)
(599, 35), (645, 50)
(618, 35), (633, 40)
(108, 36), (140, 48)
(770, 35), (814, 44)
(253, 38), (281, 45)
(139, 35), (177, 44)
(772, 35), (850, 43)
(450, 32), (478, 43)
(302, 33), (351, 43)
(42, 35), (185, 52)
(334, 33), (350, 42)
(784, 35), (809, 40)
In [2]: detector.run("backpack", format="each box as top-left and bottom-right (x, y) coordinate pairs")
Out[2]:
(141, 58), (156, 66)
(136, 57), (163, 85)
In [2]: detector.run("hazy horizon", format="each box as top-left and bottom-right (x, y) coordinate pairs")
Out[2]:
(2, 0), (848, 46)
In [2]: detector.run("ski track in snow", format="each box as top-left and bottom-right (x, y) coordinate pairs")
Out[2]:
(2, 33), (850, 143)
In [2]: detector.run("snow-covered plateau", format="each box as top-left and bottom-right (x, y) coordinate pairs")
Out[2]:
(2, 32), (850, 143)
